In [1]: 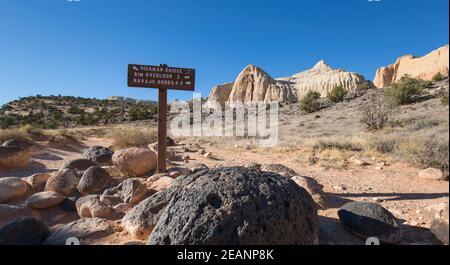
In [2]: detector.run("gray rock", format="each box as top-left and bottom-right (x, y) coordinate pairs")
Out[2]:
(122, 190), (173, 240)
(167, 166), (191, 177)
(430, 202), (449, 245)
(100, 195), (123, 207)
(77, 166), (112, 194)
(43, 218), (116, 245)
(83, 146), (114, 165)
(0, 218), (50, 245)
(338, 202), (402, 244)
(148, 167), (319, 245)
(60, 196), (79, 213)
(45, 169), (80, 196)
(119, 178), (150, 205)
(260, 164), (297, 178)
(63, 159), (97, 171)
(75, 195), (112, 218)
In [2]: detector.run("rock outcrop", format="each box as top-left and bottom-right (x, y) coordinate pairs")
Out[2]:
(205, 82), (234, 108)
(206, 61), (369, 106)
(227, 65), (295, 105)
(279, 60), (368, 99)
(373, 44), (449, 88)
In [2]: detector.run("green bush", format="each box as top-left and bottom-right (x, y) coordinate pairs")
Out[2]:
(359, 81), (372, 91)
(68, 106), (85, 115)
(300, 91), (322, 113)
(432, 72), (446, 82)
(384, 75), (425, 105)
(327, 86), (348, 103)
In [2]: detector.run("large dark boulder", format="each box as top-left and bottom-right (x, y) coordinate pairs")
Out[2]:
(63, 159), (96, 171)
(0, 218), (50, 245)
(78, 166), (112, 194)
(83, 146), (114, 165)
(338, 202), (402, 244)
(147, 167), (319, 245)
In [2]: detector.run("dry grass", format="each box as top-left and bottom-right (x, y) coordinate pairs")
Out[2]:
(305, 130), (449, 177)
(0, 125), (42, 143)
(109, 127), (158, 150)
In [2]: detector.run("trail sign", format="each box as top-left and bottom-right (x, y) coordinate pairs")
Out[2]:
(127, 64), (196, 173)
(128, 64), (195, 91)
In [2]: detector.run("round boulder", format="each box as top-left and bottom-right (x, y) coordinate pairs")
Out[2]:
(76, 195), (112, 218)
(418, 168), (445, 181)
(338, 201), (402, 244)
(83, 146), (114, 165)
(119, 178), (150, 205)
(0, 177), (29, 203)
(78, 166), (112, 194)
(112, 148), (157, 177)
(24, 173), (52, 192)
(0, 218), (50, 245)
(25, 191), (66, 209)
(45, 169), (80, 196)
(148, 167), (319, 245)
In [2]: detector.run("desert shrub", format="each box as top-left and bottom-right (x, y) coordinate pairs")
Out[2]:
(110, 127), (158, 149)
(411, 119), (441, 131)
(361, 101), (392, 130)
(312, 139), (363, 152)
(327, 86), (348, 103)
(367, 134), (398, 154)
(129, 105), (152, 121)
(432, 72), (446, 82)
(0, 115), (16, 129)
(68, 106), (85, 115)
(300, 91), (321, 114)
(398, 137), (449, 177)
(359, 81), (372, 91)
(384, 75), (425, 105)
(441, 92), (449, 106)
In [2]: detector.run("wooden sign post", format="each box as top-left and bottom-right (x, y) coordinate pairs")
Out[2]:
(128, 64), (195, 173)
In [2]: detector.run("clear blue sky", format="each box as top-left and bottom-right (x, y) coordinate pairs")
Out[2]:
(0, 0), (448, 105)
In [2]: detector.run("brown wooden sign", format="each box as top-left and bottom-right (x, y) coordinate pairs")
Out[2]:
(128, 64), (195, 91)
(127, 64), (196, 173)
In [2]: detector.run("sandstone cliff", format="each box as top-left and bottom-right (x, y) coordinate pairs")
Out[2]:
(227, 65), (296, 104)
(373, 44), (449, 88)
(205, 82), (234, 108)
(277, 60), (368, 99)
(205, 61), (369, 106)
